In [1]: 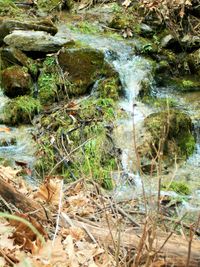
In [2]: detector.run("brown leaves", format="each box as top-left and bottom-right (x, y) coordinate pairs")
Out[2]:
(34, 176), (63, 205)
(9, 213), (47, 253)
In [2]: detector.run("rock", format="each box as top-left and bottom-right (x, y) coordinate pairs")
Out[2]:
(138, 109), (195, 163)
(140, 23), (154, 37)
(58, 47), (118, 95)
(1, 66), (32, 98)
(181, 35), (200, 50)
(0, 47), (38, 77)
(3, 96), (41, 125)
(161, 34), (179, 50)
(187, 48), (200, 74)
(0, 19), (57, 45)
(4, 30), (72, 53)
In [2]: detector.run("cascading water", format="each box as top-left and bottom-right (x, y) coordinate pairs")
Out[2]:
(0, 89), (35, 171)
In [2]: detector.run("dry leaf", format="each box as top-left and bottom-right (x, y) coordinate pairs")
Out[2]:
(34, 176), (62, 205)
(0, 127), (11, 133)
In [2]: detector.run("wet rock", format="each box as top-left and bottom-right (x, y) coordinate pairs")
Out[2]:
(181, 35), (200, 50)
(1, 66), (32, 98)
(4, 30), (72, 53)
(138, 109), (195, 164)
(58, 47), (118, 95)
(140, 23), (154, 37)
(0, 19), (57, 45)
(161, 34), (180, 50)
(0, 47), (38, 77)
(187, 48), (200, 74)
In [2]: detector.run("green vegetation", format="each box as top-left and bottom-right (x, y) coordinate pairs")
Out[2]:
(3, 96), (41, 125)
(69, 21), (101, 34)
(162, 181), (191, 195)
(35, 97), (118, 189)
(142, 96), (178, 108)
(0, 0), (19, 16)
(143, 109), (195, 159)
(171, 78), (200, 92)
(97, 77), (122, 100)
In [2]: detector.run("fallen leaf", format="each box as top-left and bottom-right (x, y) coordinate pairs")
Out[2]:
(0, 127), (11, 133)
(34, 176), (63, 205)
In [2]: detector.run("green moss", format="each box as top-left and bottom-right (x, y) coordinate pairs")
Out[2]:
(97, 77), (121, 100)
(69, 21), (101, 34)
(35, 97), (119, 189)
(38, 73), (58, 104)
(58, 47), (118, 96)
(168, 77), (200, 92)
(38, 56), (64, 104)
(162, 181), (191, 195)
(0, 0), (19, 16)
(37, 0), (73, 11)
(142, 96), (178, 108)
(3, 96), (41, 125)
(144, 109), (195, 159)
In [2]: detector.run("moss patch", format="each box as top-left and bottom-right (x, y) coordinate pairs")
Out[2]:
(0, 0), (19, 16)
(143, 109), (195, 159)
(3, 96), (41, 125)
(35, 97), (119, 189)
(162, 181), (191, 195)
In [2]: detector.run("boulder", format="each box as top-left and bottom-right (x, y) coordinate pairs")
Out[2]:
(0, 19), (57, 45)
(1, 66), (32, 98)
(4, 30), (72, 53)
(137, 109), (195, 165)
(58, 47), (118, 95)
(0, 47), (38, 77)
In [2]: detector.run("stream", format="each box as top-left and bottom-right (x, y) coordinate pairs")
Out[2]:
(1, 25), (199, 214)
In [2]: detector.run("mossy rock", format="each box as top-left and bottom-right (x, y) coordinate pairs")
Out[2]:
(58, 48), (118, 96)
(0, 47), (38, 78)
(187, 49), (200, 75)
(35, 97), (119, 189)
(170, 77), (200, 92)
(3, 96), (41, 125)
(1, 66), (32, 98)
(139, 109), (195, 160)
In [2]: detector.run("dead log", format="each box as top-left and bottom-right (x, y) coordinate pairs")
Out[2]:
(0, 177), (199, 267)
(0, 177), (49, 221)
(63, 217), (200, 267)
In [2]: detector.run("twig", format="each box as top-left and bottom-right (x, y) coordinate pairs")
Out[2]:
(52, 179), (63, 246)
(48, 138), (91, 175)
(0, 248), (15, 266)
(81, 223), (97, 244)
(114, 204), (140, 228)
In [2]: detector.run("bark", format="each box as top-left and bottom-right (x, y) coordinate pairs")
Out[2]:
(0, 177), (49, 221)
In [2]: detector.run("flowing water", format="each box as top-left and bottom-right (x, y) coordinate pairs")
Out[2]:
(1, 25), (199, 211)
(56, 26), (200, 210)
(0, 90), (36, 181)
